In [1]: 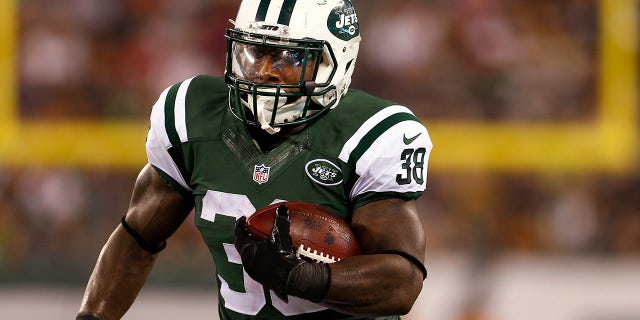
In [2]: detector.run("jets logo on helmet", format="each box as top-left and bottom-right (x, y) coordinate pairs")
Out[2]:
(328, 1), (359, 40)
(225, 0), (361, 134)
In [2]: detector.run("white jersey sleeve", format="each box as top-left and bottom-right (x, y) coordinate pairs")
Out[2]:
(339, 105), (433, 205)
(145, 79), (195, 193)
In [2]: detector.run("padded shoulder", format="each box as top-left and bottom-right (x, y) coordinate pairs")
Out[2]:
(311, 89), (421, 157)
(182, 75), (230, 141)
(309, 90), (432, 206)
(145, 75), (229, 193)
(148, 75), (229, 147)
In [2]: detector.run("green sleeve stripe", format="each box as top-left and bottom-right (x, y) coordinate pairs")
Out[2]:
(348, 113), (419, 166)
(164, 82), (182, 147)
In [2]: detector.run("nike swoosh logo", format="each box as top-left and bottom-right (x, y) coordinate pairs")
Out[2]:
(403, 132), (422, 145)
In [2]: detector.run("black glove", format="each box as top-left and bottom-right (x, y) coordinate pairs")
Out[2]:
(234, 204), (330, 303)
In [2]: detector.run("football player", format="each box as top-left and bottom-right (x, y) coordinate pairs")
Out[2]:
(77, 1), (433, 319)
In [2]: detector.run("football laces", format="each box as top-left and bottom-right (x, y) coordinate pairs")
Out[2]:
(296, 244), (339, 264)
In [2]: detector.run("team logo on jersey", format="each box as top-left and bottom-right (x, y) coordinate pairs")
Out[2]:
(327, 0), (359, 41)
(305, 159), (343, 186)
(253, 164), (271, 184)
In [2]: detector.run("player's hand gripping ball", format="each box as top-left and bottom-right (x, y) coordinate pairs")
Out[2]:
(234, 202), (360, 302)
(246, 201), (361, 263)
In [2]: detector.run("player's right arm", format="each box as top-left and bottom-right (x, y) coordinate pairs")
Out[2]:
(77, 164), (194, 320)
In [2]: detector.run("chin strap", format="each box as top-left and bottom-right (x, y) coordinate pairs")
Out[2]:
(247, 93), (314, 135)
(382, 250), (428, 279)
(260, 122), (281, 135)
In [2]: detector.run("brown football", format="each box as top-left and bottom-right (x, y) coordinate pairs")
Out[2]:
(246, 201), (361, 263)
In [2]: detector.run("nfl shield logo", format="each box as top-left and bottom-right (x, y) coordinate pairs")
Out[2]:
(253, 164), (270, 184)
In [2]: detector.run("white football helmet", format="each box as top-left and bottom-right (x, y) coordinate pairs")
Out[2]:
(225, 0), (361, 134)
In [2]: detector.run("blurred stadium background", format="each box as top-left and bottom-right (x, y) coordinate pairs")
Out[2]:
(1, 0), (639, 319)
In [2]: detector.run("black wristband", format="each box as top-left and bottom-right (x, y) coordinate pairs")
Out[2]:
(286, 262), (331, 302)
(121, 216), (167, 254)
(383, 250), (428, 279)
(76, 312), (103, 320)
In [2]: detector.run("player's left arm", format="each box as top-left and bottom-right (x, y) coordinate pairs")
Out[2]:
(234, 108), (432, 315)
(234, 197), (427, 316)
(320, 197), (426, 316)
(321, 110), (431, 315)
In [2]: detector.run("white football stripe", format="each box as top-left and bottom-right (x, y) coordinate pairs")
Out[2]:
(149, 86), (171, 148)
(175, 76), (195, 143)
(297, 244), (337, 264)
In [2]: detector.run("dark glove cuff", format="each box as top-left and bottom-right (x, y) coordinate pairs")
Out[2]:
(76, 312), (103, 320)
(286, 262), (331, 302)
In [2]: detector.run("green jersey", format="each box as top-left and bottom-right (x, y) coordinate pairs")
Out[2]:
(145, 75), (433, 320)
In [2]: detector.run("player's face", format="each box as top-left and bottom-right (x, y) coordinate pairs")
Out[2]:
(233, 42), (320, 87)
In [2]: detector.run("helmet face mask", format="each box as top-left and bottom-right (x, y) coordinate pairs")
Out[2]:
(232, 39), (323, 87)
(225, 0), (360, 134)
